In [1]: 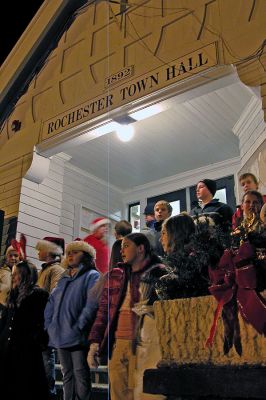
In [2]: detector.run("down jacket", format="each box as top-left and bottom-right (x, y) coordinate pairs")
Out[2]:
(44, 264), (100, 349)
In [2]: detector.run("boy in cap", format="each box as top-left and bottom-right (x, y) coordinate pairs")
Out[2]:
(36, 236), (65, 399)
(190, 179), (233, 226)
(84, 217), (111, 274)
(143, 203), (156, 229)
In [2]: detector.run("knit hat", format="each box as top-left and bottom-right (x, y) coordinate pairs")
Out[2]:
(65, 240), (96, 259)
(89, 217), (110, 232)
(36, 237), (65, 255)
(199, 179), (216, 197)
(143, 204), (155, 215)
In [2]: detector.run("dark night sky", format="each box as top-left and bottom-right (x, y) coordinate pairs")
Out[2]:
(0, 1), (45, 66)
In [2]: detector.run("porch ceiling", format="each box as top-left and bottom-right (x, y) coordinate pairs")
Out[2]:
(65, 79), (253, 190)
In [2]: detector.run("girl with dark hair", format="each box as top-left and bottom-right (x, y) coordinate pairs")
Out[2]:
(87, 232), (167, 400)
(0, 260), (49, 400)
(44, 240), (100, 400)
(160, 214), (195, 254)
(158, 213), (212, 299)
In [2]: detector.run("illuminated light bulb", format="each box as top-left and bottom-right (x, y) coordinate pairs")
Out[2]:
(116, 124), (134, 142)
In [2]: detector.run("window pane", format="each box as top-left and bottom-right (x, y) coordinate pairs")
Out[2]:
(170, 200), (180, 216)
(129, 204), (140, 232)
(216, 188), (227, 204)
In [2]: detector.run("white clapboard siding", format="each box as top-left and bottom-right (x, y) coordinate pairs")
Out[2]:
(61, 208), (74, 220)
(41, 177), (64, 193)
(61, 201), (75, 214)
(17, 156), (66, 255)
(19, 212), (60, 233)
(17, 222), (60, 240)
(20, 194), (62, 217)
(20, 186), (62, 208)
(49, 161), (65, 176)
(60, 224), (73, 236)
(45, 170), (64, 185)
(60, 163), (124, 239)
(60, 216), (73, 228)
(19, 203), (61, 225)
(17, 154), (124, 257)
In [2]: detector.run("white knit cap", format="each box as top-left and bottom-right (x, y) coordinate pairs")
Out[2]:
(65, 240), (96, 259)
(36, 237), (65, 256)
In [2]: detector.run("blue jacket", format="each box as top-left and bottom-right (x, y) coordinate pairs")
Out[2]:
(44, 265), (100, 349)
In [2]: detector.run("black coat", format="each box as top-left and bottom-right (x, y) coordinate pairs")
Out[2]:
(190, 198), (233, 226)
(0, 287), (49, 400)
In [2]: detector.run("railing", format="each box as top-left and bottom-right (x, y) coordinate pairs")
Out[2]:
(55, 362), (109, 400)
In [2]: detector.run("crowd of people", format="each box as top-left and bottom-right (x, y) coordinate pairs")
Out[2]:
(0, 173), (265, 400)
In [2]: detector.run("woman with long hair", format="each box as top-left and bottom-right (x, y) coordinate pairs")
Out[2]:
(158, 213), (211, 299)
(44, 240), (100, 400)
(0, 260), (49, 400)
(160, 213), (195, 255)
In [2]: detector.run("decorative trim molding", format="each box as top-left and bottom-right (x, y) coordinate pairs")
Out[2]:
(123, 157), (241, 203)
(52, 152), (72, 162)
(24, 151), (50, 184)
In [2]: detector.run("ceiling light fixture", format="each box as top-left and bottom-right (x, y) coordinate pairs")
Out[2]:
(116, 124), (134, 142)
(129, 104), (164, 121)
(89, 121), (119, 136)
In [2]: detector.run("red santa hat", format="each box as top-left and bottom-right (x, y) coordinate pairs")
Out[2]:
(36, 237), (65, 255)
(89, 217), (110, 232)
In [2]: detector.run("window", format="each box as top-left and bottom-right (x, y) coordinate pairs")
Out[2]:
(129, 202), (140, 232)
(215, 188), (227, 204)
(169, 200), (181, 216)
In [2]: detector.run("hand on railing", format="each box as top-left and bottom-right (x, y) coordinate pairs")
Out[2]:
(87, 343), (100, 369)
(132, 300), (154, 318)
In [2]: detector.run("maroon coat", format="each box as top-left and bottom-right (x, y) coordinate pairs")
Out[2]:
(89, 257), (165, 356)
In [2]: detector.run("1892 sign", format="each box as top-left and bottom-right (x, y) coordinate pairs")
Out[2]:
(105, 65), (134, 88)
